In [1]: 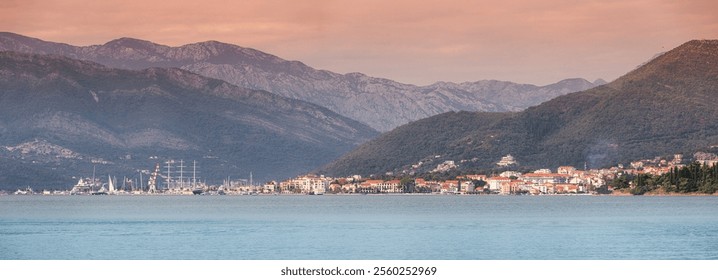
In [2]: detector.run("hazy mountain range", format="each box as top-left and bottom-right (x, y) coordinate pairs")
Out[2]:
(321, 40), (718, 177)
(0, 32), (605, 131)
(0, 51), (378, 188)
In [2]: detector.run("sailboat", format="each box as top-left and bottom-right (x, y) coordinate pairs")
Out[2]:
(108, 175), (116, 194)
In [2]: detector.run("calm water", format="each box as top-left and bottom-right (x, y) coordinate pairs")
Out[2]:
(1, 195), (717, 260)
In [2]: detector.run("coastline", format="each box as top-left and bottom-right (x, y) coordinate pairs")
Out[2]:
(609, 189), (718, 196)
(4, 191), (718, 197)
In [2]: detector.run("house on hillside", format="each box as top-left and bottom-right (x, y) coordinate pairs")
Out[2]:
(497, 154), (517, 166)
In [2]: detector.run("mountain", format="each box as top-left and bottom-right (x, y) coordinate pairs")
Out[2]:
(0, 51), (378, 189)
(0, 32), (602, 131)
(321, 40), (718, 176)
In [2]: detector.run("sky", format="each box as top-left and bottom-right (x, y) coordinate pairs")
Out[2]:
(2, 0), (717, 86)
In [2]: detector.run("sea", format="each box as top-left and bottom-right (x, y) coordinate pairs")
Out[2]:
(1, 195), (717, 260)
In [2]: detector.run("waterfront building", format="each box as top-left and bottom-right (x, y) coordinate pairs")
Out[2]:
(520, 173), (569, 185)
(279, 175), (330, 194)
(440, 180), (460, 193)
(459, 180), (475, 193)
(486, 177), (511, 191)
(414, 178), (441, 193)
(357, 180), (384, 193)
(379, 180), (402, 193)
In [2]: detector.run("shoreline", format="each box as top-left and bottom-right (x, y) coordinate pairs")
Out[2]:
(3, 191), (718, 197)
(608, 189), (718, 196)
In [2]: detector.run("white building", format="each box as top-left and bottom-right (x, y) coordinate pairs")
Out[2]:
(279, 175), (329, 194)
(486, 177), (511, 191)
(497, 154), (517, 166)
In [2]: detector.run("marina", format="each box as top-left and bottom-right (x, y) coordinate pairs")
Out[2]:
(49, 160), (269, 196)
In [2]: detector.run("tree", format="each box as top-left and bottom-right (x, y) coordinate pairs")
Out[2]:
(610, 175), (630, 189)
(473, 179), (487, 187)
(400, 177), (415, 193)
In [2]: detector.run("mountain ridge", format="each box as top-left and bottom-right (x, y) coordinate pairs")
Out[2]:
(0, 32), (603, 131)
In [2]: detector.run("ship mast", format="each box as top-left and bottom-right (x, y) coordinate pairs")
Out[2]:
(165, 160), (172, 191)
(148, 163), (160, 193)
(139, 171), (143, 192)
(91, 165), (96, 192)
(192, 160), (198, 189)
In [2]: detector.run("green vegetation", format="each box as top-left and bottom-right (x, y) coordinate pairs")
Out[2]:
(612, 163), (718, 195)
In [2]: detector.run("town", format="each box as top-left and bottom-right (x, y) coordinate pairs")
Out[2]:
(268, 153), (692, 195)
(7, 152), (717, 196)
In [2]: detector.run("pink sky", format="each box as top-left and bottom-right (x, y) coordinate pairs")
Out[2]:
(2, 0), (717, 85)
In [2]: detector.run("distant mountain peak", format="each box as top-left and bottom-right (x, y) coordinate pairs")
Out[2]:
(185, 40), (234, 51)
(593, 78), (608, 85)
(192, 40), (235, 48)
(553, 78), (591, 86)
(613, 39), (718, 89)
(104, 37), (162, 49)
